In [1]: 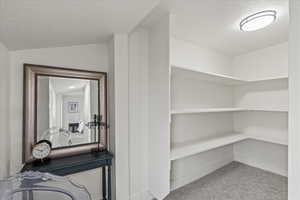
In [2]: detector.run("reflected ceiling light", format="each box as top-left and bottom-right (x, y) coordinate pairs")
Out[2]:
(69, 86), (76, 89)
(240, 10), (277, 32)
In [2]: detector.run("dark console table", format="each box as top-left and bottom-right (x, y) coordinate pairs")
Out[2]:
(21, 151), (113, 200)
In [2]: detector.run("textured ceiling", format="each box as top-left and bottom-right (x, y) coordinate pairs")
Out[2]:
(0, 0), (160, 50)
(168, 0), (289, 56)
(0, 0), (289, 54)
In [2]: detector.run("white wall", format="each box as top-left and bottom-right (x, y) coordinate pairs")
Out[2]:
(108, 34), (131, 200)
(232, 42), (288, 177)
(128, 28), (150, 200)
(233, 43), (288, 113)
(234, 140), (288, 176)
(8, 43), (109, 200)
(171, 39), (288, 81)
(171, 145), (234, 190)
(171, 69), (234, 110)
(170, 38), (236, 191)
(234, 112), (288, 146)
(171, 113), (235, 190)
(148, 15), (171, 199)
(232, 42), (288, 80)
(234, 79), (289, 111)
(171, 38), (233, 76)
(114, 34), (130, 200)
(289, 0), (300, 199)
(0, 42), (10, 179)
(107, 37), (117, 200)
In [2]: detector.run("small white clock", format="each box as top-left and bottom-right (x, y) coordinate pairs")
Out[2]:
(32, 140), (52, 160)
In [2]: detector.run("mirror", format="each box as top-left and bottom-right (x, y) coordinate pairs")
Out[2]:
(23, 64), (107, 163)
(37, 76), (99, 149)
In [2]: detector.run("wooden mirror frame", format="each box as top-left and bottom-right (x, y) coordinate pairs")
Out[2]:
(23, 64), (107, 163)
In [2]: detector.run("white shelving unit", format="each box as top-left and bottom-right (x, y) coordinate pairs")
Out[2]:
(170, 65), (288, 143)
(246, 108), (288, 112)
(171, 133), (247, 161)
(171, 133), (288, 161)
(169, 38), (288, 191)
(171, 108), (246, 114)
(172, 65), (288, 85)
(245, 134), (288, 146)
(172, 65), (246, 85)
(171, 107), (288, 114)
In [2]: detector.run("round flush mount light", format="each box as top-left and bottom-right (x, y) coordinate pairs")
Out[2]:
(240, 10), (277, 32)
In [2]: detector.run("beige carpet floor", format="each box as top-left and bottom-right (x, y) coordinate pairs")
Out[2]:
(165, 162), (287, 200)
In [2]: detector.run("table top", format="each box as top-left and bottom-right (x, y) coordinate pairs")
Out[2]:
(21, 151), (113, 176)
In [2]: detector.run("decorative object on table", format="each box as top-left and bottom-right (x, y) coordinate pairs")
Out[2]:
(40, 116), (103, 149)
(0, 171), (91, 200)
(32, 140), (52, 162)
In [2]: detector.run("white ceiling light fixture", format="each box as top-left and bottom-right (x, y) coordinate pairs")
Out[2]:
(240, 10), (277, 32)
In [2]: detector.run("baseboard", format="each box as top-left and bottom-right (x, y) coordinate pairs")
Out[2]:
(170, 157), (233, 191)
(234, 154), (288, 177)
(130, 190), (154, 200)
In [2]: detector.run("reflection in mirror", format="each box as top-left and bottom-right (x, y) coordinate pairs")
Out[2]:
(37, 76), (99, 149)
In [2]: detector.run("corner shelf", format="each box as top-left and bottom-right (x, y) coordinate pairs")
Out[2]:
(171, 108), (246, 114)
(171, 65), (288, 85)
(246, 108), (288, 112)
(171, 107), (288, 115)
(247, 76), (288, 83)
(170, 133), (288, 161)
(246, 134), (288, 146)
(170, 133), (247, 161)
(171, 65), (246, 85)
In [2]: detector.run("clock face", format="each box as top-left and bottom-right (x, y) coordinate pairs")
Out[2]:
(32, 142), (51, 159)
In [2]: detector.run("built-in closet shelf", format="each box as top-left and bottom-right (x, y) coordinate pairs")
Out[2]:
(246, 108), (288, 112)
(170, 133), (288, 161)
(171, 108), (288, 115)
(171, 108), (245, 114)
(248, 76), (289, 83)
(171, 65), (245, 85)
(171, 65), (288, 85)
(246, 135), (288, 146)
(170, 133), (247, 161)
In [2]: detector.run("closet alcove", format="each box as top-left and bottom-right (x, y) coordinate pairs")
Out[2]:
(169, 38), (288, 190)
(146, 4), (288, 198)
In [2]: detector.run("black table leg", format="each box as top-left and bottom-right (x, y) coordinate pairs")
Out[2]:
(102, 166), (107, 200)
(22, 191), (28, 200)
(22, 190), (33, 200)
(108, 165), (111, 200)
